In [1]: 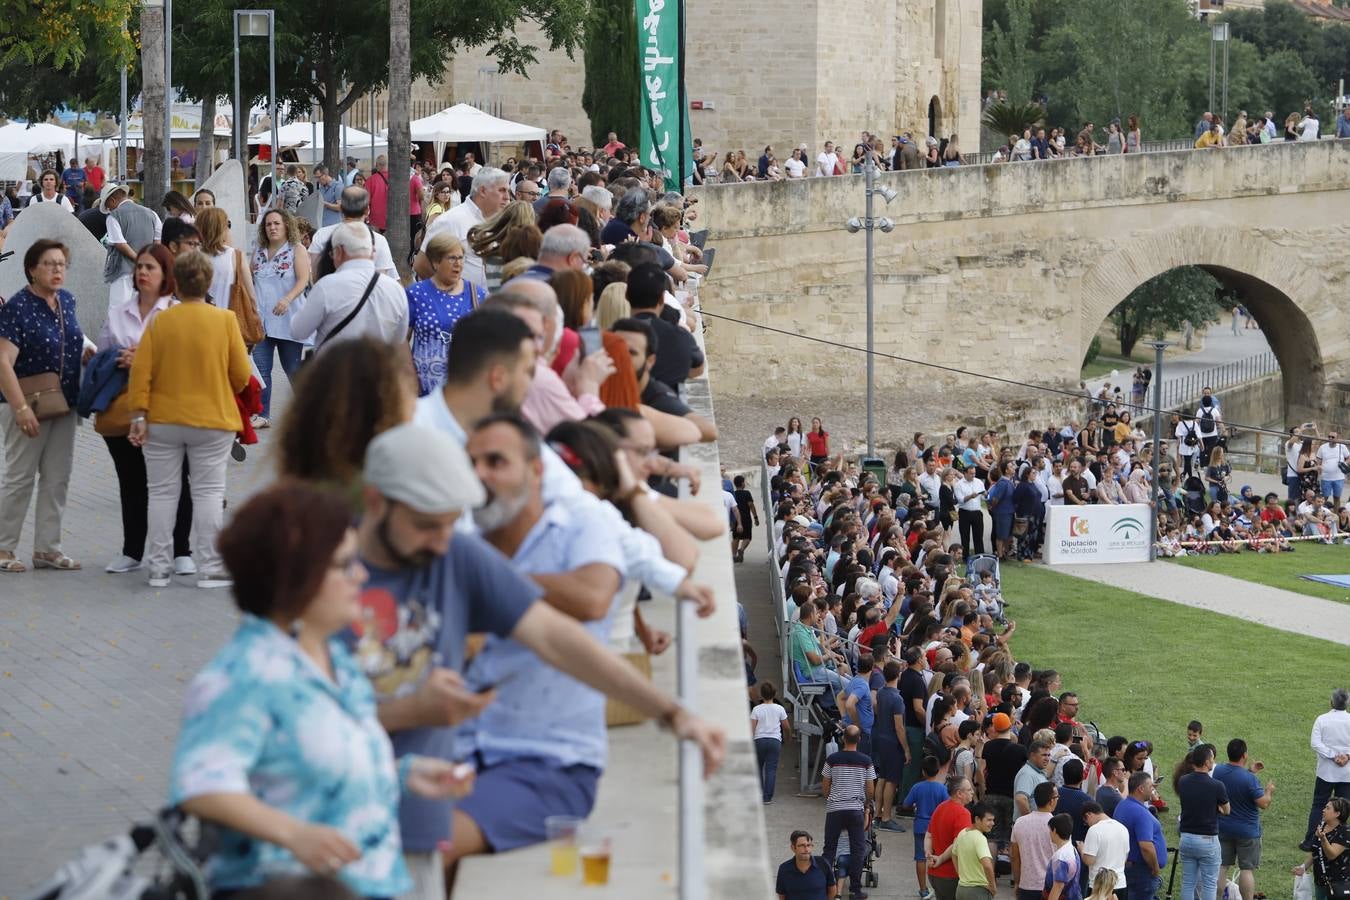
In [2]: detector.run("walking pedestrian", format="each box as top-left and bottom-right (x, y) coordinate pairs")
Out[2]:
(821, 725), (876, 900)
(751, 682), (791, 804)
(250, 209), (311, 427)
(0, 239), (84, 573)
(776, 830), (837, 899)
(1175, 744), (1229, 900)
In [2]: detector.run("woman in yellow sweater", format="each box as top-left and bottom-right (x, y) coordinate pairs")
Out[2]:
(127, 250), (250, 589)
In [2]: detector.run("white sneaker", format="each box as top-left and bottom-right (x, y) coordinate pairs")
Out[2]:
(197, 572), (232, 589)
(105, 554), (144, 574)
(148, 568), (172, 588)
(174, 556), (197, 576)
(250, 414), (270, 429)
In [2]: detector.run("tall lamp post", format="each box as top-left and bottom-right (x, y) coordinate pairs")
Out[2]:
(165, 0), (172, 194)
(1145, 340), (1172, 562)
(1208, 21), (1230, 123)
(845, 151), (896, 458)
(233, 9), (277, 205)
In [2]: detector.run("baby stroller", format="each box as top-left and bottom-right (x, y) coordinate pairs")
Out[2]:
(834, 805), (881, 890)
(965, 553), (1000, 584)
(18, 808), (212, 900)
(1181, 475), (1207, 518)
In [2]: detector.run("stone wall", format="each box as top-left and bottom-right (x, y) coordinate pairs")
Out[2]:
(688, 139), (1350, 427)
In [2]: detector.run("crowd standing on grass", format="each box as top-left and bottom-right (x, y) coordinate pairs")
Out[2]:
(755, 445), (1347, 900)
(2, 132), (743, 899)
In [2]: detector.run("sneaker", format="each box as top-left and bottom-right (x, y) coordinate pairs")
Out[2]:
(876, 819), (905, 832)
(919, 891), (934, 900)
(250, 414), (270, 429)
(105, 554), (143, 574)
(148, 568), (172, 588)
(848, 892), (868, 900)
(197, 572), (233, 589)
(173, 555), (197, 576)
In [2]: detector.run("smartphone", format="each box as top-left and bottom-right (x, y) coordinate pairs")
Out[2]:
(700, 246), (716, 275)
(578, 325), (603, 357)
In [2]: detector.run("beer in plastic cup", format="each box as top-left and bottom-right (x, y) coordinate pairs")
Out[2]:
(579, 828), (612, 886)
(545, 815), (581, 876)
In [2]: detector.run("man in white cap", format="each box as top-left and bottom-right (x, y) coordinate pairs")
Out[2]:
(355, 421), (725, 898)
(101, 183), (162, 306)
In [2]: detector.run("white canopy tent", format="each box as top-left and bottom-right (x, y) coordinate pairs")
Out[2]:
(0, 122), (82, 180)
(250, 122), (387, 164)
(402, 103), (546, 165)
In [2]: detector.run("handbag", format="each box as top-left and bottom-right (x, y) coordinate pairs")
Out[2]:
(300, 274), (380, 363)
(94, 388), (132, 437)
(1012, 517), (1029, 536)
(17, 298), (70, 420)
(1328, 882), (1350, 900)
(228, 249), (265, 346)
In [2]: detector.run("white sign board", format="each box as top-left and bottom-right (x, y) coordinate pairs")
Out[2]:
(1045, 503), (1151, 565)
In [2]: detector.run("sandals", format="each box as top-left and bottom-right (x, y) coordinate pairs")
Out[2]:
(0, 558), (26, 573)
(32, 553), (81, 571)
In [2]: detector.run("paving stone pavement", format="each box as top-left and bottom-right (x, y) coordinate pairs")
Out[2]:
(0, 382), (293, 896)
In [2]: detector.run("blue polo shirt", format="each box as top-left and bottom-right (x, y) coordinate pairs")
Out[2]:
(1214, 763), (1264, 839)
(1114, 795), (1168, 868)
(775, 855), (836, 899)
(845, 674), (874, 733)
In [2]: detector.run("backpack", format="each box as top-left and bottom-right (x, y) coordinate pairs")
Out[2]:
(1199, 405), (1215, 432)
(315, 223), (376, 281)
(923, 726), (951, 765)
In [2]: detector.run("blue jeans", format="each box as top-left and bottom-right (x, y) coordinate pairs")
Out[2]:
(754, 737), (782, 801)
(1180, 833), (1220, 900)
(1323, 479), (1345, 502)
(1289, 474), (1303, 502)
(251, 337), (305, 417)
(1124, 861), (1160, 900)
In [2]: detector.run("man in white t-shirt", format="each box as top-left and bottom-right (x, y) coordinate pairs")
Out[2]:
(1081, 802), (1129, 893)
(750, 687), (791, 803)
(815, 141), (839, 177)
(1317, 433), (1348, 502)
(415, 166), (510, 288)
(784, 153), (806, 179)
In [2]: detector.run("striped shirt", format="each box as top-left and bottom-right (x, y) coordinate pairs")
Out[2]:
(822, 749), (875, 813)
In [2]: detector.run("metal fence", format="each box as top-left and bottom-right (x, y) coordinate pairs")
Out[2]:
(966, 138), (1207, 167)
(1158, 350), (1278, 410)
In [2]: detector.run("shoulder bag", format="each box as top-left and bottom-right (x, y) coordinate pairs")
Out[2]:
(18, 296), (70, 420)
(228, 249), (265, 346)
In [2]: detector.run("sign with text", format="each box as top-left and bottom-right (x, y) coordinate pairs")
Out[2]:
(636, 0), (690, 190)
(1045, 503), (1151, 565)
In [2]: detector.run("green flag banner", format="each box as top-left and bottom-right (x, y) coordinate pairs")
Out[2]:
(637, 0), (689, 191)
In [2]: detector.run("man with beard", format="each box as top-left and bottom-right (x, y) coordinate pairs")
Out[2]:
(356, 421), (725, 897)
(447, 413), (626, 867)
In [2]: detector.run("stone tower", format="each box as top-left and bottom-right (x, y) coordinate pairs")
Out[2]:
(445, 0), (983, 162)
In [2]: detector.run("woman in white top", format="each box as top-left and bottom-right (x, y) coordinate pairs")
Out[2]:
(95, 243), (192, 576)
(196, 207), (255, 314)
(27, 169), (75, 212)
(250, 209), (310, 427)
(785, 416), (805, 459)
(750, 682), (791, 803)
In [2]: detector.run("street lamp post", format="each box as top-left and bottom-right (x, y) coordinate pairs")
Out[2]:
(165, 0), (172, 194)
(1146, 340), (1172, 562)
(234, 10), (277, 206)
(1209, 21), (1230, 123)
(845, 152), (896, 458)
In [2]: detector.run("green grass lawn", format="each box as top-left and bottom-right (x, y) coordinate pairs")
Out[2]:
(1081, 350), (1154, 381)
(1167, 541), (1350, 604)
(1000, 561), (1337, 887)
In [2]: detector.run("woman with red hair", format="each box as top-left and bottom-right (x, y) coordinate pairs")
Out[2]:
(96, 242), (195, 575)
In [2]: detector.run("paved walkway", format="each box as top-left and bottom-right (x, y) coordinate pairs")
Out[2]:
(0, 383), (289, 893)
(1086, 326), (1272, 397)
(1052, 561), (1350, 646)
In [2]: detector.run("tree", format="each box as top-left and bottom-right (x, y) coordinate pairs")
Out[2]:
(0, 0), (137, 71)
(981, 101), (1046, 140)
(986, 0), (1037, 105)
(173, 0), (588, 175)
(388, 0), (411, 276)
(0, 5), (139, 123)
(1111, 266), (1221, 357)
(581, 0), (639, 147)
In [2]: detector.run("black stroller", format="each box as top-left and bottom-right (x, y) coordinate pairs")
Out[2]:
(833, 807), (881, 890)
(17, 808), (212, 900)
(1181, 475), (1207, 518)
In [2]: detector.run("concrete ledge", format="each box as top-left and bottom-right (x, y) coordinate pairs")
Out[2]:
(454, 334), (772, 895)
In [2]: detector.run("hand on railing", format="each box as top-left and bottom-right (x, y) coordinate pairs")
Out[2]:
(675, 577), (717, 617)
(669, 704), (727, 777)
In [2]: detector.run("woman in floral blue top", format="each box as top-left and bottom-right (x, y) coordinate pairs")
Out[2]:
(169, 482), (471, 897)
(250, 209), (311, 426)
(0, 239), (86, 573)
(405, 232), (485, 396)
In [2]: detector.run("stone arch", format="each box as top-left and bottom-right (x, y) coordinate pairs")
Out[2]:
(928, 96), (942, 138)
(1077, 226), (1330, 423)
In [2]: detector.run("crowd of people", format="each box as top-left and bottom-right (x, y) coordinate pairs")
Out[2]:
(694, 103), (1350, 184)
(1, 133), (742, 898)
(760, 442), (1350, 900)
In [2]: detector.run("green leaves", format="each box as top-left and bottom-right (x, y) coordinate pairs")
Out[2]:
(1113, 266), (1221, 357)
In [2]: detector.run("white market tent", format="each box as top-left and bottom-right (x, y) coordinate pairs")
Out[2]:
(403, 103), (546, 164)
(250, 122), (387, 164)
(0, 121), (82, 180)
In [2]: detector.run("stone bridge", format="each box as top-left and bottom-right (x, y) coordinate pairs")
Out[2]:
(690, 139), (1350, 427)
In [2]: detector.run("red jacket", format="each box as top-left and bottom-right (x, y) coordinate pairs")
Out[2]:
(234, 375), (263, 444)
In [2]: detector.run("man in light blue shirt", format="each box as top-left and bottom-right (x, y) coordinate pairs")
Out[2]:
(448, 413), (627, 863)
(315, 163), (342, 226)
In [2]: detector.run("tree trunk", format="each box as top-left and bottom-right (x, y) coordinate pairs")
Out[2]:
(140, 3), (167, 211)
(195, 93), (216, 187)
(322, 71), (342, 175)
(1117, 312), (1140, 358)
(387, 0), (411, 279)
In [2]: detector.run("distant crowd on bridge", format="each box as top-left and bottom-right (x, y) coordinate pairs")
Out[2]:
(697, 102), (1350, 183)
